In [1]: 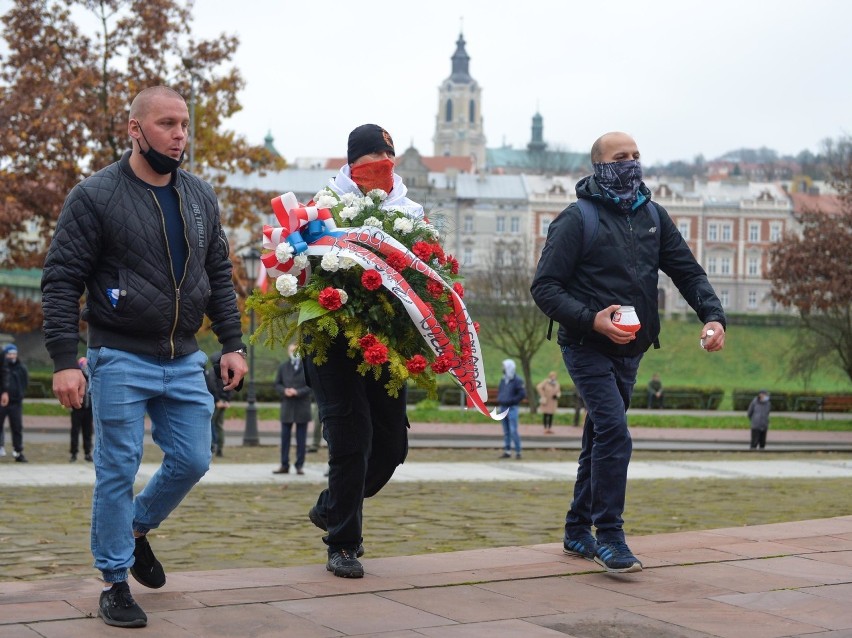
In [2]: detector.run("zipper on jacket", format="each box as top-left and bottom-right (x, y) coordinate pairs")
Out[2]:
(148, 189), (182, 359)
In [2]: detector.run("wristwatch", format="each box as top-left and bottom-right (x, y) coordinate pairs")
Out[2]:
(231, 348), (248, 359)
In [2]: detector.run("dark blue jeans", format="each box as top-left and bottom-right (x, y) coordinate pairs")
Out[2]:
(304, 337), (409, 553)
(561, 344), (642, 543)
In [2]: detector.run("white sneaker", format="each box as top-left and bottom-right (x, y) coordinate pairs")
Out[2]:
(0, 446), (6, 457)
(12, 450), (19, 458)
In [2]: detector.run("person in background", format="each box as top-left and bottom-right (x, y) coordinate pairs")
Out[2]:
(70, 357), (93, 462)
(497, 358), (526, 459)
(304, 124), (419, 579)
(204, 352), (232, 458)
(0, 344), (29, 463)
(747, 390), (771, 450)
(273, 343), (311, 475)
(41, 85), (247, 628)
(536, 371), (561, 434)
(531, 131), (726, 574)
(646, 372), (664, 409)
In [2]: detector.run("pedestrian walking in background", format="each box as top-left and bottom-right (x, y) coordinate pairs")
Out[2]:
(69, 357), (93, 462)
(0, 344), (28, 463)
(204, 352), (232, 458)
(273, 343), (311, 475)
(536, 371), (561, 434)
(646, 372), (664, 409)
(42, 85), (247, 628)
(747, 390), (771, 450)
(531, 131), (726, 574)
(497, 358), (526, 459)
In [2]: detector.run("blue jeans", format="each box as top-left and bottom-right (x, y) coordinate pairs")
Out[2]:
(500, 405), (521, 454)
(87, 347), (213, 583)
(561, 344), (642, 543)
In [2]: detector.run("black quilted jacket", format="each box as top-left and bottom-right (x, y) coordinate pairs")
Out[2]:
(42, 151), (244, 372)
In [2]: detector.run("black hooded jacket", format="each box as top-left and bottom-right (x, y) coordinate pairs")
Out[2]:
(42, 151), (244, 372)
(530, 176), (726, 357)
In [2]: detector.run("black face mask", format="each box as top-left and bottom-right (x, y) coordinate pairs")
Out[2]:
(135, 123), (184, 175)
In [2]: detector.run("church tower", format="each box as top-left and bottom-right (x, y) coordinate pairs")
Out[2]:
(432, 33), (486, 169)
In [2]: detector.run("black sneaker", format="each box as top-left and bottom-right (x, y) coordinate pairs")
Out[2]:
(98, 581), (147, 628)
(14, 454), (27, 463)
(327, 549), (364, 578)
(594, 539), (643, 573)
(129, 535), (166, 589)
(563, 533), (596, 560)
(308, 507), (365, 557)
(69, 454), (77, 463)
(84, 453), (93, 462)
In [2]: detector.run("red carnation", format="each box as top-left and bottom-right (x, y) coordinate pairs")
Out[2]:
(446, 255), (459, 274)
(426, 280), (444, 299)
(386, 253), (407, 272)
(452, 282), (465, 298)
(412, 241), (433, 262)
(430, 352), (454, 374)
(364, 343), (389, 365)
(359, 333), (378, 349)
(442, 313), (458, 332)
(406, 354), (428, 374)
(361, 270), (382, 291)
(473, 321), (481, 333)
(318, 287), (343, 310)
(433, 243), (446, 264)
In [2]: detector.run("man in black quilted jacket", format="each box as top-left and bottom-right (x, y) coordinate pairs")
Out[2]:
(42, 86), (247, 629)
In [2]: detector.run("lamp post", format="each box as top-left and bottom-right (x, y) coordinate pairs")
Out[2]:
(241, 248), (261, 446)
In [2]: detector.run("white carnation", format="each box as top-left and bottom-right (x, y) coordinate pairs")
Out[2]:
(293, 254), (309, 270)
(339, 206), (358, 220)
(338, 256), (357, 270)
(316, 194), (338, 209)
(340, 192), (359, 205)
(366, 189), (388, 201)
(320, 253), (340, 272)
(416, 220), (439, 239)
(275, 242), (294, 262)
(336, 288), (348, 304)
(364, 216), (382, 227)
(362, 195), (376, 208)
(393, 217), (414, 234)
(275, 274), (299, 297)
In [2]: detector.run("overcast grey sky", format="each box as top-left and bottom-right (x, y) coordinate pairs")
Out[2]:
(4, 0), (850, 166)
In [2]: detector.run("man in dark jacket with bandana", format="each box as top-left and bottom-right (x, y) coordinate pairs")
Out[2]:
(531, 132), (726, 574)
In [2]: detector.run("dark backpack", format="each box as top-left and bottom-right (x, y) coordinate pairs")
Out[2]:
(545, 198), (661, 341)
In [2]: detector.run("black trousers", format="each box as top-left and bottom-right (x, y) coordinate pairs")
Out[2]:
(0, 401), (24, 453)
(304, 337), (408, 553)
(750, 429), (767, 449)
(70, 406), (93, 455)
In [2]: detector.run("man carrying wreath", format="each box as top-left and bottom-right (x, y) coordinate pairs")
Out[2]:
(304, 124), (422, 578)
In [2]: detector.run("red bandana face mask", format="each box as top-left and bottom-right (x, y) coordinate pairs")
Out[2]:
(350, 158), (395, 195)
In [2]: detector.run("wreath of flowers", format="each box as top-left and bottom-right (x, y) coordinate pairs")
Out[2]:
(249, 187), (478, 399)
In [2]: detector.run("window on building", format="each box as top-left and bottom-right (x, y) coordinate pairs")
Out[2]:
(464, 215), (474, 233)
(496, 216), (506, 233)
(747, 256), (759, 276)
(721, 257), (731, 275)
(469, 99), (475, 123)
(445, 99), (453, 123)
(432, 214), (446, 234)
(707, 223), (718, 241)
(707, 256), (717, 274)
(748, 223), (759, 242)
(721, 224), (732, 242)
(720, 290), (729, 307)
(510, 216), (520, 233)
(540, 216), (553, 236)
(678, 221), (690, 240)
(747, 291), (757, 309)
(463, 247), (473, 265)
(770, 223), (782, 241)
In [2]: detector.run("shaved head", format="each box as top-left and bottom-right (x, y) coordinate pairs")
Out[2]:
(129, 86), (185, 120)
(591, 132), (640, 163)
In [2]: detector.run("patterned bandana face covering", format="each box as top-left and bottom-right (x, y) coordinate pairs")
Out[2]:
(593, 159), (643, 206)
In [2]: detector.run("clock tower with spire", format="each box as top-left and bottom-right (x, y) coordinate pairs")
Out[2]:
(432, 33), (486, 169)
